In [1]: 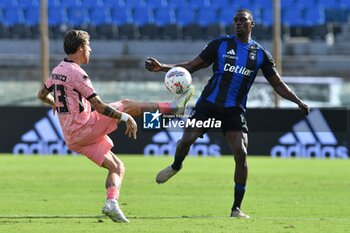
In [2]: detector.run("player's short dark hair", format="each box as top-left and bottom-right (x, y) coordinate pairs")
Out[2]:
(236, 8), (254, 21)
(63, 30), (90, 55)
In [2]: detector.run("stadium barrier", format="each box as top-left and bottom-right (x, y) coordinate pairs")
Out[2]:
(1, 107), (348, 159)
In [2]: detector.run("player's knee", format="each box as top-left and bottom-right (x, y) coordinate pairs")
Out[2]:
(233, 147), (247, 164)
(118, 162), (126, 176)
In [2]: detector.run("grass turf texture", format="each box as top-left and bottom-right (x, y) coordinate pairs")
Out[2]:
(0, 155), (349, 233)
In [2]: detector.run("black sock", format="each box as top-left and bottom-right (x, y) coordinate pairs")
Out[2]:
(171, 155), (185, 170)
(232, 183), (246, 211)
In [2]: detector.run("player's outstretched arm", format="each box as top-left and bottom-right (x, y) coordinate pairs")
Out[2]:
(89, 95), (138, 139)
(267, 74), (310, 115)
(145, 56), (209, 74)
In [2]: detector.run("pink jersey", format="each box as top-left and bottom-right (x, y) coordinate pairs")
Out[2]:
(45, 59), (97, 144)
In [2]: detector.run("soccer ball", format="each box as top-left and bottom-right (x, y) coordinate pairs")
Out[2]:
(164, 67), (192, 95)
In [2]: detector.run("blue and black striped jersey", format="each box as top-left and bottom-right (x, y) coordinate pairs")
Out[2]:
(198, 35), (278, 109)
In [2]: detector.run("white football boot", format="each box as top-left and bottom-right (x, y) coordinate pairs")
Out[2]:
(230, 208), (250, 219)
(102, 199), (129, 223)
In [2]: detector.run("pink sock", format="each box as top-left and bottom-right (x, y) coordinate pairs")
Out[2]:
(107, 186), (120, 200)
(158, 102), (171, 114)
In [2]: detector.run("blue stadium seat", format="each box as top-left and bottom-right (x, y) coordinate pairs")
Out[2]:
(60, 0), (82, 8)
(189, 0), (211, 9)
(318, 0), (340, 8)
(132, 6), (154, 26)
(17, 0), (39, 7)
(145, 0), (168, 8)
(304, 7), (325, 26)
(261, 8), (273, 26)
(103, 0), (120, 8)
(111, 7), (132, 25)
(175, 7), (197, 26)
(218, 8), (238, 26)
(4, 7), (25, 26)
(282, 7), (304, 26)
(48, 0), (60, 7)
(48, 7), (68, 26)
(67, 7), (89, 26)
(339, 0), (350, 9)
(154, 6), (176, 26)
(25, 6), (40, 26)
(167, 0), (188, 8)
(0, 0), (17, 9)
(120, 0), (146, 8)
(280, 0), (297, 8)
(89, 6), (111, 25)
(211, 0), (233, 9)
(325, 8), (350, 22)
(198, 7), (218, 26)
(81, 0), (103, 8)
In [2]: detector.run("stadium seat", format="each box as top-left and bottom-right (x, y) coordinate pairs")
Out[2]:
(4, 7), (25, 26)
(25, 6), (40, 26)
(189, 0), (211, 9)
(111, 7), (132, 25)
(154, 6), (176, 26)
(89, 6), (111, 26)
(154, 6), (180, 39)
(145, 0), (168, 8)
(304, 7), (326, 26)
(339, 0), (350, 9)
(218, 7), (238, 26)
(325, 8), (350, 23)
(67, 8), (90, 27)
(0, 0), (17, 9)
(103, 0), (120, 8)
(132, 6), (155, 26)
(175, 7), (197, 26)
(17, 0), (39, 7)
(318, 0), (340, 8)
(167, 0), (188, 8)
(282, 7), (304, 26)
(81, 0), (103, 9)
(24, 5), (40, 38)
(60, 0), (82, 8)
(198, 7), (218, 26)
(121, 0), (146, 8)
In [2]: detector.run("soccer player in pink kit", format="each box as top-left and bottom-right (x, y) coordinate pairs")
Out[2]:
(37, 30), (194, 222)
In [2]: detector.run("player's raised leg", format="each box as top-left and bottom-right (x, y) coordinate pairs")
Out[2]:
(121, 85), (195, 117)
(101, 151), (129, 223)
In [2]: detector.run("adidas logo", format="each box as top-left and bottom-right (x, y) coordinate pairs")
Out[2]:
(227, 49), (236, 55)
(143, 129), (221, 156)
(13, 110), (76, 155)
(271, 109), (348, 159)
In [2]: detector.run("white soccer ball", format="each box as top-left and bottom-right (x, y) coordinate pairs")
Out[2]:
(164, 67), (192, 95)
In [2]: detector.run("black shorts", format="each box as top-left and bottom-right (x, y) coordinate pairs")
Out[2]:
(189, 99), (248, 134)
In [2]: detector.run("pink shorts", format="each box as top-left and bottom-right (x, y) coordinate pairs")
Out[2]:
(67, 101), (123, 166)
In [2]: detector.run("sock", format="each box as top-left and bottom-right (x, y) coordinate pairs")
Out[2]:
(158, 102), (171, 114)
(232, 183), (246, 211)
(107, 186), (119, 200)
(171, 155), (186, 170)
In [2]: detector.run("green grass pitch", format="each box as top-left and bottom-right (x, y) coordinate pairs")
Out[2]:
(0, 155), (349, 233)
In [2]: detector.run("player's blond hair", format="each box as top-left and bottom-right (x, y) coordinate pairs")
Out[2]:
(63, 30), (90, 55)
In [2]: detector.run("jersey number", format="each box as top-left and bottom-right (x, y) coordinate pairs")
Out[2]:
(54, 84), (68, 113)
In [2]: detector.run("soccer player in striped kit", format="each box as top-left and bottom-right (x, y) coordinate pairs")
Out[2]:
(145, 9), (310, 218)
